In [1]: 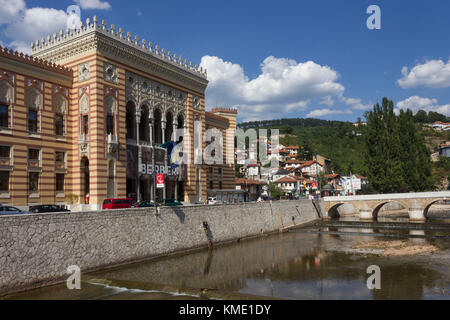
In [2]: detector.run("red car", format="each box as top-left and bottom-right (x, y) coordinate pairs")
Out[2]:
(102, 198), (135, 210)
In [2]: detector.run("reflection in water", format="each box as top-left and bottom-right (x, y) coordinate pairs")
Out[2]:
(4, 221), (450, 300)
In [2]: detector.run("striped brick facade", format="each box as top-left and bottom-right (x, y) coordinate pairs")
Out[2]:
(0, 18), (237, 209)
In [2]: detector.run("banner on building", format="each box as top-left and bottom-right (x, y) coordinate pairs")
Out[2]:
(139, 146), (187, 182)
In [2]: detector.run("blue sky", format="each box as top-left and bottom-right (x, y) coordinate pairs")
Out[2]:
(1, 0), (450, 123)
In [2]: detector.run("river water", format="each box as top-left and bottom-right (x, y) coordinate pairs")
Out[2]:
(3, 213), (450, 300)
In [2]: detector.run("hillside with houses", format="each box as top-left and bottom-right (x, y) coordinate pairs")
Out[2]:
(234, 113), (450, 200)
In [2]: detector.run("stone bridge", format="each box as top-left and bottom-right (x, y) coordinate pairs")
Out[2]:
(323, 191), (450, 221)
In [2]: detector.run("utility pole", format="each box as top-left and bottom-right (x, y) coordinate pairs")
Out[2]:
(136, 111), (141, 203)
(150, 113), (158, 212)
(350, 171), (354, 196)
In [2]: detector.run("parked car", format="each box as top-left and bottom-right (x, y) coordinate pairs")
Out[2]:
(131, 201), (156, 208)
(0, 205), (31, 216)
(208, 197), (217, 205)
(102, 198), (135, 210)
(158, 199), (183, 207)
(29, 205), (70, 214)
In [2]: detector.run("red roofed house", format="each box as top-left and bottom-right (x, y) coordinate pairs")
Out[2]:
(300, 160), (324, 177)
(284, 159), (304, 169)
(273, 176), (298, 194)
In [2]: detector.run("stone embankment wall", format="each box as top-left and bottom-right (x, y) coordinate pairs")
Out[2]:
(0, 200), (321, 296)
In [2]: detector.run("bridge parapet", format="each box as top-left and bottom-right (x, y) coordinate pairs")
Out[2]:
(323, 191), (450, 222)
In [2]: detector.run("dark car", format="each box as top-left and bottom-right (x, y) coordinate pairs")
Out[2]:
(0, 205), (31, 216)
(158, 199), (183, 207)
(29, 205), (70, 214)
(131, 201), (156, 208)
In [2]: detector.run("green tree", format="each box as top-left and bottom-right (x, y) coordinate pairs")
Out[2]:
(428, 111), (447, 123)
(280, 124), (294, 134)
(414, 110), (428, 123)
(318, 172), (327, 189)
(398, 109), (433, 191)
(364, 98), (405, 193)
(269, 183), (285, 199)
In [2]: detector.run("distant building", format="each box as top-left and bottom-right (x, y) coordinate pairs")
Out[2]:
(273, 176), (298, 194)
(272, 168), (290, 182)
(299, 160), (324, 177)
(440, 142), (450, 157)
(316, 155), (331, 173)
(235, 178), (263, 201)
(284, 159), (304, 169)
(284, 146), (299, 157)
(432, 121), (450, 131)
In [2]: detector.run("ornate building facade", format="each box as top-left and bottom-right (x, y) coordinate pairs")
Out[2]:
(0, 16), (237, 210)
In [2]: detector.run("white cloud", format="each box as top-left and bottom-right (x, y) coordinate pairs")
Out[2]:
(75, 0), (111, 10)
(339, 95), (370, 110)
(398, 59), (450, 89)
(4, 7), (74, 54)
(0, 0), (25, 25)
(201, 55), (353, 121)
(319, 96), (334, 107)
(396, 96), (450, 116)
(306, 108), (352, 119)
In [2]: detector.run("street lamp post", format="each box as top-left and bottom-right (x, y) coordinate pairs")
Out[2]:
(136, 110), (141, 203)
(149, 112), (158, 212)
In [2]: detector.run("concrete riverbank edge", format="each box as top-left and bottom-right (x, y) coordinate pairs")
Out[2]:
(0, 200), (322, 296)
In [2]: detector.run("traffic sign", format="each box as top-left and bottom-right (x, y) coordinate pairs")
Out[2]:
(157, 174), (165, 189)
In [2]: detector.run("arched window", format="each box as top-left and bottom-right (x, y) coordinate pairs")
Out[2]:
(0, 80), (13, 130)
(177, 114), (185, 129)
(139, 105), (149, 142)
(177, 114), (185, 143)
(54, 94), (68, 137)
(105, 95), (117, 136)
(79, 94), (89, 137)
(126, 101), (136, 140)
(27, 87), (43, 134)
(165, 111), (174, 142)
(154, 108), (162, 144)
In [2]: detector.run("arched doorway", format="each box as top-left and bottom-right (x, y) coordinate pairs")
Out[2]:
(81, 157), (90, 204)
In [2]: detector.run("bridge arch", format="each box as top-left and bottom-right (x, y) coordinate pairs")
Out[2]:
(328, 203), (344, 219)
(372, 200), (407, 220)
(423, 199), (445, 219)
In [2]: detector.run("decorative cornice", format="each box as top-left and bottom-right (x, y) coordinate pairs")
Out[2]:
(0, 46), (72, 76)
(211, 107), (238, 115)
(31, 16), (208, 93)
(205, 112), (230, 128)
